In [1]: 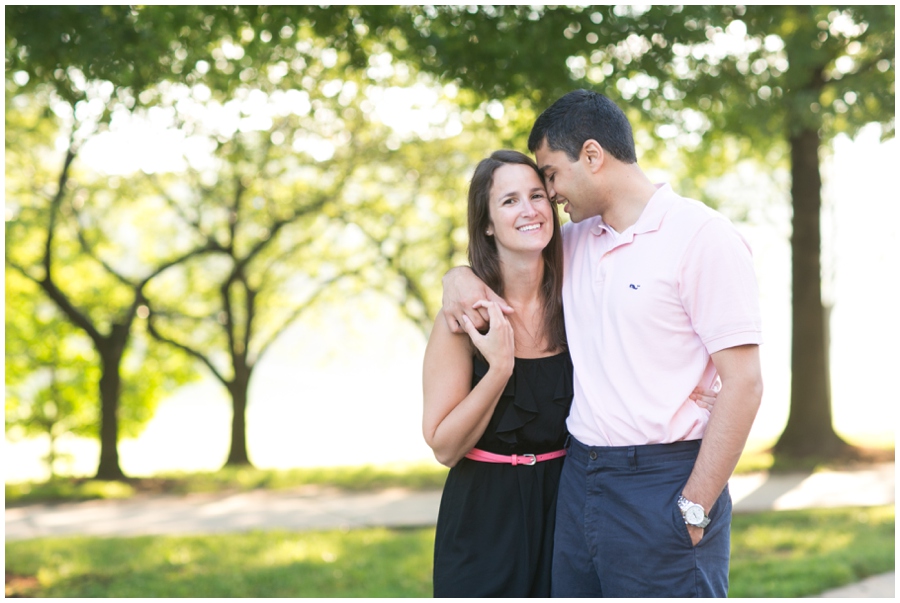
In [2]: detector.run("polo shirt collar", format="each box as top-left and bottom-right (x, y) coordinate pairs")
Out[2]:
(590, 183), (675, 240)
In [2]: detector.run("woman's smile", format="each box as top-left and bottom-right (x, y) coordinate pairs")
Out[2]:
(517, 222), (543, 233)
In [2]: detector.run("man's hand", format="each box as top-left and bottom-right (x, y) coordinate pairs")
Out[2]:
(687, 525), (703, 546)
(441, 266), (513, 333)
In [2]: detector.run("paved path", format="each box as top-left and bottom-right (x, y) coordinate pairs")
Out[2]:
(6, 462), (895, 597)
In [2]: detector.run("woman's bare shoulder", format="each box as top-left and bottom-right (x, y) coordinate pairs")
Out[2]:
(428, 309), (474, 354)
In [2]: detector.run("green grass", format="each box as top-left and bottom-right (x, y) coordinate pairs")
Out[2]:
(6, 506), (893, 597)
(5, 461), (451, 506)
(729, 506), (895, 597)
(6, 527), (434, 597)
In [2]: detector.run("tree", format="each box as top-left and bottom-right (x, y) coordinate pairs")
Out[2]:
(4, 93), (214, 479)
(5, 5), (391, 475)
(128, 10), (487, 465)
(6, 272), (98, 478)
(362, 5), (895, 458)
(727, 6), (892, 457)
(5, 5), (234, 479)
(6, 5), (495, 470)
(141, 120), (364, 466)
(5, 268), (194, 478)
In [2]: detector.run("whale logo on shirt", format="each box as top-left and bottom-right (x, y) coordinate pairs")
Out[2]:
(629, 284), (641, 290)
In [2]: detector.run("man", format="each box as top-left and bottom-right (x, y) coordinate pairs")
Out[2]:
(441, 89), (763, 597)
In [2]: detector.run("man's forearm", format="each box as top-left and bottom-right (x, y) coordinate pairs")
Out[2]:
(442, 265), (475, 289)
(441, 266), (510, 333)
(681, 382), (762, 511)
(682, 344), (763, 512)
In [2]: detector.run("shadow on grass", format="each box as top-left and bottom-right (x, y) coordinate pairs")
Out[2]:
(770, 444), (894, 472)
(6, 462), (451, 507)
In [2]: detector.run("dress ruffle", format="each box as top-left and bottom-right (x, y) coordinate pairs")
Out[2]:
(472, 352), (573, 447)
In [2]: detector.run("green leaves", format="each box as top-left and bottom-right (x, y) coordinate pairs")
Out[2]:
(5, 273), (99, 442)
(375, 6), (893, 155)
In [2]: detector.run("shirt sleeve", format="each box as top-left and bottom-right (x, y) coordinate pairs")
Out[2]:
(677, 216), (763, 354)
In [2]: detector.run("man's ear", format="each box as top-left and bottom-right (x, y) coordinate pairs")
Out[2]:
(581, 139), (605, 173)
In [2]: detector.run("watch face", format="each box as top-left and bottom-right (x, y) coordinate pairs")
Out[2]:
(685, 505), (704, 524)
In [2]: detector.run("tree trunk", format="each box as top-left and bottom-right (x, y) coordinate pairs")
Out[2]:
(225, 368), (252, 466)
(46, 425), (59, 480)
(94, 330), (128, 480)
(774, 127), (848, 458)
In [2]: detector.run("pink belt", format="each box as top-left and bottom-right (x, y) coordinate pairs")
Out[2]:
(464, 448), (567, 466)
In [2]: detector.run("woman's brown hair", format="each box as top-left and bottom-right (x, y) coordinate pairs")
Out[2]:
(466, 150), (566, 353)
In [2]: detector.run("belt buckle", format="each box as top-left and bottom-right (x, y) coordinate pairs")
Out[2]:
(521, 454), (536, 466)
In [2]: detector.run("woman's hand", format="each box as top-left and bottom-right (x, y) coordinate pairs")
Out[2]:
(422, 303), (514, 467)
(690, 386), (718, 410)
(459, 299), (515, 375)
(442, 267), (513, 333)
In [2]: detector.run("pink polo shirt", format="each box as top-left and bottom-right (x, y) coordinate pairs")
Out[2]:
(561, 183), (763, 447)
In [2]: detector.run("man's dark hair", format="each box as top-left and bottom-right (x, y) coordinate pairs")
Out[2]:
(527, 89), (637, 164)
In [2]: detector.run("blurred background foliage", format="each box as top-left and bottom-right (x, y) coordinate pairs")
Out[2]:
(5, 6), (894, 480)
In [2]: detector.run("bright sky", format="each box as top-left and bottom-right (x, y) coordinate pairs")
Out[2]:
(6, 89), (897, 481)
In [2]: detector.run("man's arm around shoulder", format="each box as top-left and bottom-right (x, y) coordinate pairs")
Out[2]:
(441, 266), (512, 333)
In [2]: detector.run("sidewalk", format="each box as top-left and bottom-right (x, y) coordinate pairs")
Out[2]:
(6, 462), (895, 597)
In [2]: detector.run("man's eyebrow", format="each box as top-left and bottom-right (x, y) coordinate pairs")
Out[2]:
(538, 165), (551, 176)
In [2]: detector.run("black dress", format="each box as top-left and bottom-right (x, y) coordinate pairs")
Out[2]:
(433, 351), (573, 598)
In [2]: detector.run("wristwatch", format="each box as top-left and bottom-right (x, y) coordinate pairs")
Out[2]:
(677, 495), (710, 528)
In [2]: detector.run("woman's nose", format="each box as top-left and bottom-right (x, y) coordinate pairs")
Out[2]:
(521, 199), (538, 216)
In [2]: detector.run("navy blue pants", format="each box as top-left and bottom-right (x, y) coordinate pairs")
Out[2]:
(551, 437), (731, 597)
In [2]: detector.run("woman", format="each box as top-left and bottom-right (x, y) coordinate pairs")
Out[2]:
(422, 151), (714, 597)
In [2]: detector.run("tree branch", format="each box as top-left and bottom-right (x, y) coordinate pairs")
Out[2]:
(43, 143), (78, 279)
(253, 271), (356, 366)
(220, 273), (239, 363)
(229, 184), (338, 277)
(146, 306), (228, 385)
(228, 174), (245, 251)
(825, 50), (894, 88)
(29, 136), (108, 344)
(240, 272), (255, 364)
(337, 212), (435, 335)
(38, 273), (105, 344)
(72, 204), (137, 289)
(138, 240), (223, 288)
(144, 172), (207, 237)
